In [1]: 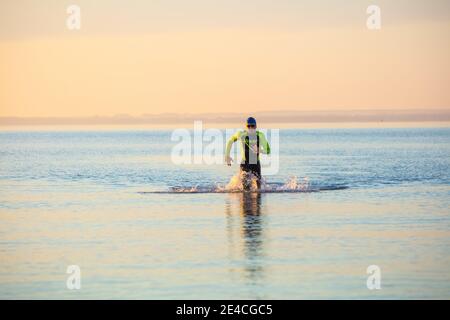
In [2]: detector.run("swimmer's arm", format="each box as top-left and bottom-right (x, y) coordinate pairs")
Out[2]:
(259, 132), (271, 155)
(225, 131), (239, 158)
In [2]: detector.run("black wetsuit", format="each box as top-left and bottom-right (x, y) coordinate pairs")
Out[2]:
(240, 134), (261, 189)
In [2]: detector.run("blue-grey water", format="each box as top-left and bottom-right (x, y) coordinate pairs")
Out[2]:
(0, 126), (449, 299)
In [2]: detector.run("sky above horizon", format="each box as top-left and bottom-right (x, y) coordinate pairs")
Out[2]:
(1, 0), (449, 117)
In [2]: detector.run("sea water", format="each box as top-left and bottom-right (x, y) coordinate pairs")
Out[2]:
(0, 126), (449, 299)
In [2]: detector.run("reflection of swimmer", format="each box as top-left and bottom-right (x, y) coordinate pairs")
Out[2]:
(241, 192), (262, 250)
(225, 192), (266, 284)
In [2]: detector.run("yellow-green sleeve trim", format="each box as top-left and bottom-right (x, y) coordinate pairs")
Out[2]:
(257, 131), (271, 154)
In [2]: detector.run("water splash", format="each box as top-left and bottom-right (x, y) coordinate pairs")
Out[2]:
(278, 176), (311, 191)
(217, 171), (261, 192)
(164, 174), (317, 193)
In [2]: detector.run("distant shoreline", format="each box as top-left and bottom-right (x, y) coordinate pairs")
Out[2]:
(1, 122), (449, 132)
(1, 109), (449, 126)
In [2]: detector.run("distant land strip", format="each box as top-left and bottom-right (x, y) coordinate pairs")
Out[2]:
(1, 109), (449, 125)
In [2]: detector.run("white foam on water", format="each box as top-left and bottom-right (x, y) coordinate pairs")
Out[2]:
(167, 174), (312, 193)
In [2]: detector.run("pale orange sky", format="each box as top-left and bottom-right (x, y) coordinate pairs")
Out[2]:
(0, 0), (449, 117)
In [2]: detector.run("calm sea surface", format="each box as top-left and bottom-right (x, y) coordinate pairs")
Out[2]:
(0, 126), (449, 299)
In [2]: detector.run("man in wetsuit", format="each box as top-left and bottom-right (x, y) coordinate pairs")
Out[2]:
(225, 117), (271, 189)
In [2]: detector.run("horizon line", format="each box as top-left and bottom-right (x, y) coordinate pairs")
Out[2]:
(1, 109), (449, 125)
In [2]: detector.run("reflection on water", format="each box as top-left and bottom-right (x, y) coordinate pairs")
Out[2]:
(225, 192), (266, 287)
